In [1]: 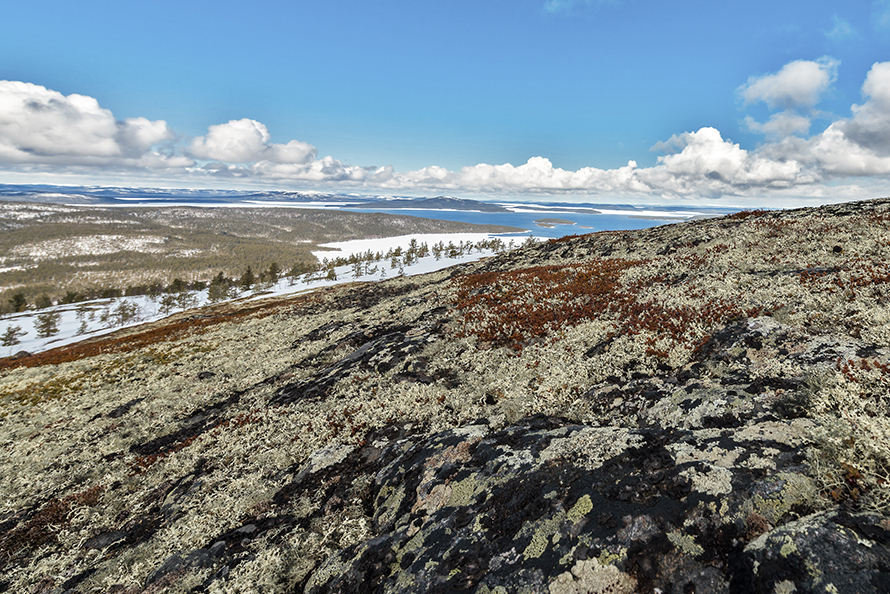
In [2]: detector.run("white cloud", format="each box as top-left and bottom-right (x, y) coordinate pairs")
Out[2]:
(837, 61), (890, 155)
(805, 124), (890, 175)
(739, 58), (839, 109)
(6, 61), (890, 205)
(743, 112), (812, 137)
(249, 156), (369, 182)
(385, 128), (807, 198)
(266, 140), (318, 164)
(649, 128), (804, 186)
(190, 118), (270, 163)
(738, 59), (836, 144)
(758, 61), (890, 177)
(117, 117), (175, 156)
(189, 118), (318, 164)
(0, 80), (185, 168)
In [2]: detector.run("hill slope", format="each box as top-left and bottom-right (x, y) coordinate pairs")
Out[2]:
(2, 199), (890, 593)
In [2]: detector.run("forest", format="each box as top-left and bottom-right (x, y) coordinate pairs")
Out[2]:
(0, 201), (518, 314)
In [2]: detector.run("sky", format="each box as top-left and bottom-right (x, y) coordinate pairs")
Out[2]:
(2, 0), (890, 206)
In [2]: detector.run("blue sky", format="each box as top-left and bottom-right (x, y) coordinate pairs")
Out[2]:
(2, 0), (890, 205)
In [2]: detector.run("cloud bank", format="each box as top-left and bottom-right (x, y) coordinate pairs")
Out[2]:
(3, 59), (890, 204)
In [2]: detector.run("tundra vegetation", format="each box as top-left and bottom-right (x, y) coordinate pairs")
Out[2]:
(2, 199), (890, 592)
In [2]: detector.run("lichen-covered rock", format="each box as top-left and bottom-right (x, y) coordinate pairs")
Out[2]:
(742, 510), (890, 593)
(3, 198), (890, 592)
(302, 414), (828, 593)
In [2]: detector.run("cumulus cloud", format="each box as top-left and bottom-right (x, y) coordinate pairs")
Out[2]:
(837, 61), (890, 155)
(754, 61), (890, 179)
(190, 119), (270, 163)
(0, 80), (187, 168)
(801, 125), (890, 176)
(393, 157), (629, 193)
(658, 61), (890, 187)
(189, 118), (317, 164)
(740, 58), (839, 109)
(0, 81), (359, 184)
(651, 128), (798, 184)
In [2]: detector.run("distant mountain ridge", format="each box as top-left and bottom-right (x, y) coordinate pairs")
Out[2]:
(0, 185), (507, 211)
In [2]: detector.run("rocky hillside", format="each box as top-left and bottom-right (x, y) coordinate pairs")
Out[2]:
(3, 199), (890, 593)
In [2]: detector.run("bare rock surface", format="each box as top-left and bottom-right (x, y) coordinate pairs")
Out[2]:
(3, 199), (890, 592)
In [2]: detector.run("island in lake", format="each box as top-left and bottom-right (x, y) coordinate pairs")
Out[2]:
(534, 217), (576, 227)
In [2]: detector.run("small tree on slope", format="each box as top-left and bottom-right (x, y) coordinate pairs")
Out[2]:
(35, 310), (61, 338)
(1, 325), (26, 347)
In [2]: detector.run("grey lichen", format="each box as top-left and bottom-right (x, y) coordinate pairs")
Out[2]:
(548, 558), (636, 594)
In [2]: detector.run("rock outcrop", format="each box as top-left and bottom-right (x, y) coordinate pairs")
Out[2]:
(3, 199), (890, 593)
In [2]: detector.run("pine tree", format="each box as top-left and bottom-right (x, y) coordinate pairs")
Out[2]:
(112, 301), (139, 326)
(34, 294), (53, 309)
(240, 266), (255, 290)
(208, 272), (230, 303)
(75, 303), (90, 322)
(267, 262), (281, 282)
(166, 278), (188, 293)
(35, 311), (61, 338)
(1, 325), (25, 347)
(8, 293), (27, 312)
(159, 294), (178, 315)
